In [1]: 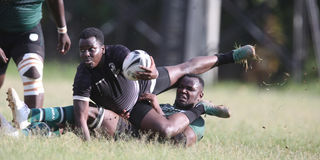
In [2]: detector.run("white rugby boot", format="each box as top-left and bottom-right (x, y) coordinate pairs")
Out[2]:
(0, 113), (19, 137)
(7, 88), (30, 129)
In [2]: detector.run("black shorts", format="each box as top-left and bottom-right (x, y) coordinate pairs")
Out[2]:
(129, 67), (171, 128)
(0, 23), (45, 74)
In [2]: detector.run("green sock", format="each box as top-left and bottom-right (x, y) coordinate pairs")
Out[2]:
(21, 122), (61, 137)
(21, 122), (52, 136)
(28, 105), (75, 125)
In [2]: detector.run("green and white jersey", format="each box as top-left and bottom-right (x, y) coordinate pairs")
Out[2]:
(0, 0), (45, 32)
(160, 103), (205, 141)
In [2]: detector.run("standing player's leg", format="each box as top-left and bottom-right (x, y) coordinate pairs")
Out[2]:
(11, 24), (45, 108)
(0, 49), (9, 89)
(0, 74), (5, 88)
(164, 45), (256, 86)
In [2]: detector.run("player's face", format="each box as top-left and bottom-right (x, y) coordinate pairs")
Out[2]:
(79, 37), (105, 69)
(175, 77), (203, 109)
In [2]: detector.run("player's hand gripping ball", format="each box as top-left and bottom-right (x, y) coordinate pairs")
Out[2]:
(122, 50), (151, 80)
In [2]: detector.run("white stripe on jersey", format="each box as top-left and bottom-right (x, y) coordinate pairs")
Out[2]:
(73, 96), (90, 101)
(149, 79), (156, 93)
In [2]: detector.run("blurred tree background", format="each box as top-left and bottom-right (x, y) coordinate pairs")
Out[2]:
(41, 0), (320, 84)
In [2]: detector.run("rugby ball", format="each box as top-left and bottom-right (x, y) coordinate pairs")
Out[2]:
(122, 50), (151, 80)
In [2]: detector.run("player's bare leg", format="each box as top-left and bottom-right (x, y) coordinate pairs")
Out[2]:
(172, 126), (197, 147)
(25, 94), (44, 109)
(0, 74), (5, 88)
(87, 107), (120, 137)
(140, 109), (191, 138)
(16, 53), (44, 108)
(165, 45), (256, 86)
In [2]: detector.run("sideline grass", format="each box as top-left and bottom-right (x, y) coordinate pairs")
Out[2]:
(0, 62), (319, 160)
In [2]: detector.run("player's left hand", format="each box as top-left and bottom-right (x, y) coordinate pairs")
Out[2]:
(136, 56), (159, 80)
(57, 33), (71, 55)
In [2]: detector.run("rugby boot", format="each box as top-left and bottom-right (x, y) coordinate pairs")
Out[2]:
(232, 45), (257, 63)
(0, 113), (19, 137)
(7, 88), (30, 129)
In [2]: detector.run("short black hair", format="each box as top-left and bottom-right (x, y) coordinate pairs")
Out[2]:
(180, 74), (205, 89)
(79, 27), (104, 44)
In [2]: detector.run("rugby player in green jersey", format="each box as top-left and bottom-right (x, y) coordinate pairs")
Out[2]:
(1, 74), (229, 147)
(139, 74), (230, 146)
(0, 0), (71, 109)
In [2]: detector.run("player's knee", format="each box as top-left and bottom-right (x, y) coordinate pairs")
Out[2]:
(159, 123), (175, 138)
(185, 132), (196, 146)
(22, 66), (41, 79)
(18, 53), (44, 96)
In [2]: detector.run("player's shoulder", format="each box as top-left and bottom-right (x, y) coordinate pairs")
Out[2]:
(106, 44), (130, 54)
(75, 63), (91, 76)
(76, 62), (87, 70)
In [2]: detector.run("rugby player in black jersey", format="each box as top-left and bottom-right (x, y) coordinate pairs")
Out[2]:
(0, 0), (71, 109)
(4, 75), (229, 147)
(73, 27), (256, 141)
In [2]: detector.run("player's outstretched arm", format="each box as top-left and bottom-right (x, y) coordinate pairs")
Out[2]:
(46, 0), (71, 55)
(74, 100), (91, 141)
(199, 100), (230, 118)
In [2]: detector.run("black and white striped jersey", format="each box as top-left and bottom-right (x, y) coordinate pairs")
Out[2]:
(73, 45), (141, 113)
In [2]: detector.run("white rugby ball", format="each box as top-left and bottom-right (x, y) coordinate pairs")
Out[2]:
(122, 50), (151, 80)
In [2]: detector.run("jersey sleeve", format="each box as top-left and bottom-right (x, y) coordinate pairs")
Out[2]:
(73, 64), (92, 101)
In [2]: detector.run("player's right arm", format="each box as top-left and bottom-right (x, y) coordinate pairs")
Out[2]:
(72, 64), (92, 140)
(139, 93), (164, 116)
(74, 100), (90, 141)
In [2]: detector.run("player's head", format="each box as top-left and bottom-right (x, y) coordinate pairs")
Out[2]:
(174, 74), (204, 109)
(79, 27), (105, 69)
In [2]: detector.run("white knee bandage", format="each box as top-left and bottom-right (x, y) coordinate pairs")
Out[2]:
(18, 53), (44, 96)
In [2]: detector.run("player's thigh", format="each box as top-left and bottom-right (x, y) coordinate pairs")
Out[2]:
(183, 126), (197, 146)
(164, 65), (186, 86)
(139, 108), (170, 132)
(11, 24), (45, 64)
(129, 101), (168, 131)
(100, 109), (120, 135)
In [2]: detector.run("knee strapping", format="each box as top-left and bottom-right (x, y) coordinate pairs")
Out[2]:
(88, 107), (105, 130)
(18, 53), (44, 96)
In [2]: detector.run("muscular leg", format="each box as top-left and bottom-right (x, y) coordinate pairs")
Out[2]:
(16, 54), (44, 108)
(24, 94), (44, 109)
(165, 55), (218, 86)
(165, 45), (256, 86)
(0, 74), (5, 88)
(88, 107), (120, 137)
(140, 109), (190, 138)
(173, 126), (197, 147)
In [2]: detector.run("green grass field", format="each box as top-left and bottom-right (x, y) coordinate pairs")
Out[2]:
(0, 62), (319, 160)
